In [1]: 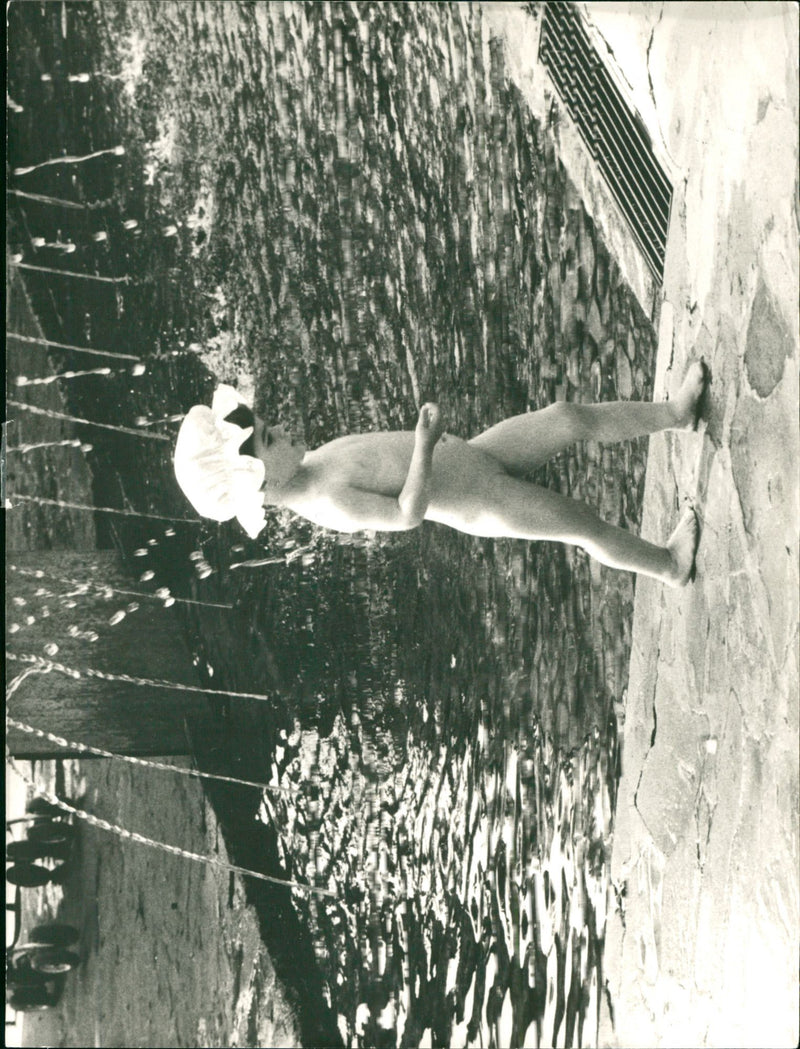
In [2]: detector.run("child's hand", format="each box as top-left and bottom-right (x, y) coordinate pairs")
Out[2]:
(416, 402), (444, 446)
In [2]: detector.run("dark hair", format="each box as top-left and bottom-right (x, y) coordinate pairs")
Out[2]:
(224, 405), (256, 458)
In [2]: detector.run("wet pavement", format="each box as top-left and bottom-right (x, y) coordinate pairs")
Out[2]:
(14, 759), (300, 1049)
(490, 3), (799, 1046)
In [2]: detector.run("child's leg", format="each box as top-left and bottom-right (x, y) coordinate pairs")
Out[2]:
(469, 361), (707, 474)
(462, 474), (698, 586)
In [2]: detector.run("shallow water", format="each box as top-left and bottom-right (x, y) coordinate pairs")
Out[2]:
(8, 3), (658, 1045)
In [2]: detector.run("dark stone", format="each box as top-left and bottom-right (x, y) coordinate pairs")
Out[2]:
(744, 277), (791, 398)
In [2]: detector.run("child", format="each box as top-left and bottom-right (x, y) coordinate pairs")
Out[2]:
(174, 362), (708, 586)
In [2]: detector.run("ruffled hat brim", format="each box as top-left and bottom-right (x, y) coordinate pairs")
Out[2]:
(174, 386), (267, 538)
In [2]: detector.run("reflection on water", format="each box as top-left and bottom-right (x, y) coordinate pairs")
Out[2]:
(262, 715), (616, 1047)
(8, 2), (657, 1044)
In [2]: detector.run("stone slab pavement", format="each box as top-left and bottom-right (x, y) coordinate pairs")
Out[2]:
(484, 2), (799, 1045)
(581, 5), (798, 1047)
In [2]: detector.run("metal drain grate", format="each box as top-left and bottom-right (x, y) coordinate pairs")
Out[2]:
(539, 1), (673, 282)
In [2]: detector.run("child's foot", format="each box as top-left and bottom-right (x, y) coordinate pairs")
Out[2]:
(664, 507), (700, 587)
(670, 360), (709, 430)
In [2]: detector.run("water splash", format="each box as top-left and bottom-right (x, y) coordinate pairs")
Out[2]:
(40, 71), (128, 83)
(6, 651), (278, 703)
(7, 188), (95, 209)
(7, 401), (170, 440)
(17, 367), (112, 385)
(9, 259), (130, 284)
(15, 362), (145, 386)
(8, 494), (198, 524)
(31, 237), (76, 253)
(7, 567), (229, 660)
(7, 715), (293, 794)
(13, 144), (125, 176)
(7, 437), (93, 454)
(229, 544), (314, 570)
(133, 412), (186, 428)
(7, 332), (142, 362)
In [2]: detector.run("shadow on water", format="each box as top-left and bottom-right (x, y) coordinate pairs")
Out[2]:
(8, 2), (657, 1045)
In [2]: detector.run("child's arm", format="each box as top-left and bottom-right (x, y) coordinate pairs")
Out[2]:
(323, 404), (444, 532)
(397, 402), (443, 524)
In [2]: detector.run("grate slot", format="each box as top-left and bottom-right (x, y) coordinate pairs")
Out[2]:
(542, 22), (670, 234)
(552, 6), (671, 202)
(550, 8), (671, 226)
(539, 1), (673, 281)
(540, 17), (668, 251)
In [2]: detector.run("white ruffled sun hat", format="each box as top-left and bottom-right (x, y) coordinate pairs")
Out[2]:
(173, 384), (267, 539)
